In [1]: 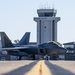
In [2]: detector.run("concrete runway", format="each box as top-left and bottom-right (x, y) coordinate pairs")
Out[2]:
(0, 60), (75, 75)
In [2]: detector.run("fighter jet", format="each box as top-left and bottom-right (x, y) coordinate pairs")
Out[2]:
(0, 32), (30, 59)
(0, 32), (66, 60)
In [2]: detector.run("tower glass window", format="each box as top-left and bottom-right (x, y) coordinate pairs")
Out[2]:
(38, 13), (54, 17)
(44, 13), (54, 17)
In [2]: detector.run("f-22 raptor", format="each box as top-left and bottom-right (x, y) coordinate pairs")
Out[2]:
(0, 32), (66, 60)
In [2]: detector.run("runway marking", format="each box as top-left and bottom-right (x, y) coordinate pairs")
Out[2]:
(42, 61), (52, 75)
(25, 61), (41, 75)
(39, 61), (42, 75)
(25, 60), (52, 75)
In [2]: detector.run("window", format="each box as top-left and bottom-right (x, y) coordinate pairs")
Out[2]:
(44, 13), (53, 17)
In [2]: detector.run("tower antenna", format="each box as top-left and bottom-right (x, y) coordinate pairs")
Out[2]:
(52, 3), (55, 9)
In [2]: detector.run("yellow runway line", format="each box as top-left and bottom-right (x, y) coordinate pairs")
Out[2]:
(25, 61), (41, 75)
(25, 60), (52, 75)
(42, 61), (52, 75)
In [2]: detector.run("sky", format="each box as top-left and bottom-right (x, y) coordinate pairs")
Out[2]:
(0, 0), (75, 44)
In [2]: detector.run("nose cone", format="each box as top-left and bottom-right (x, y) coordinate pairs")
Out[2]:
(39, 41), (66, 54)
(50, 47), (66, 55)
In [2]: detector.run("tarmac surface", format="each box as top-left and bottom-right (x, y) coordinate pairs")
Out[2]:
(0, 60), (75, 75)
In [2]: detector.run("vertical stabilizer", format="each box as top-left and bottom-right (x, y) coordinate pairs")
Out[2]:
(0, 32), (14, 48)
(18, 32), (30, 45)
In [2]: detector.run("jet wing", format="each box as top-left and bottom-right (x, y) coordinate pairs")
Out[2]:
(0, 46), (38, 50)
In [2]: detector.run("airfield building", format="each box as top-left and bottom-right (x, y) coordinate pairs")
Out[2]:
(34, 9), (60, 44)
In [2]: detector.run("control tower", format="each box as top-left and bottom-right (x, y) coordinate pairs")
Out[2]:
(34, 9), (60, 44)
